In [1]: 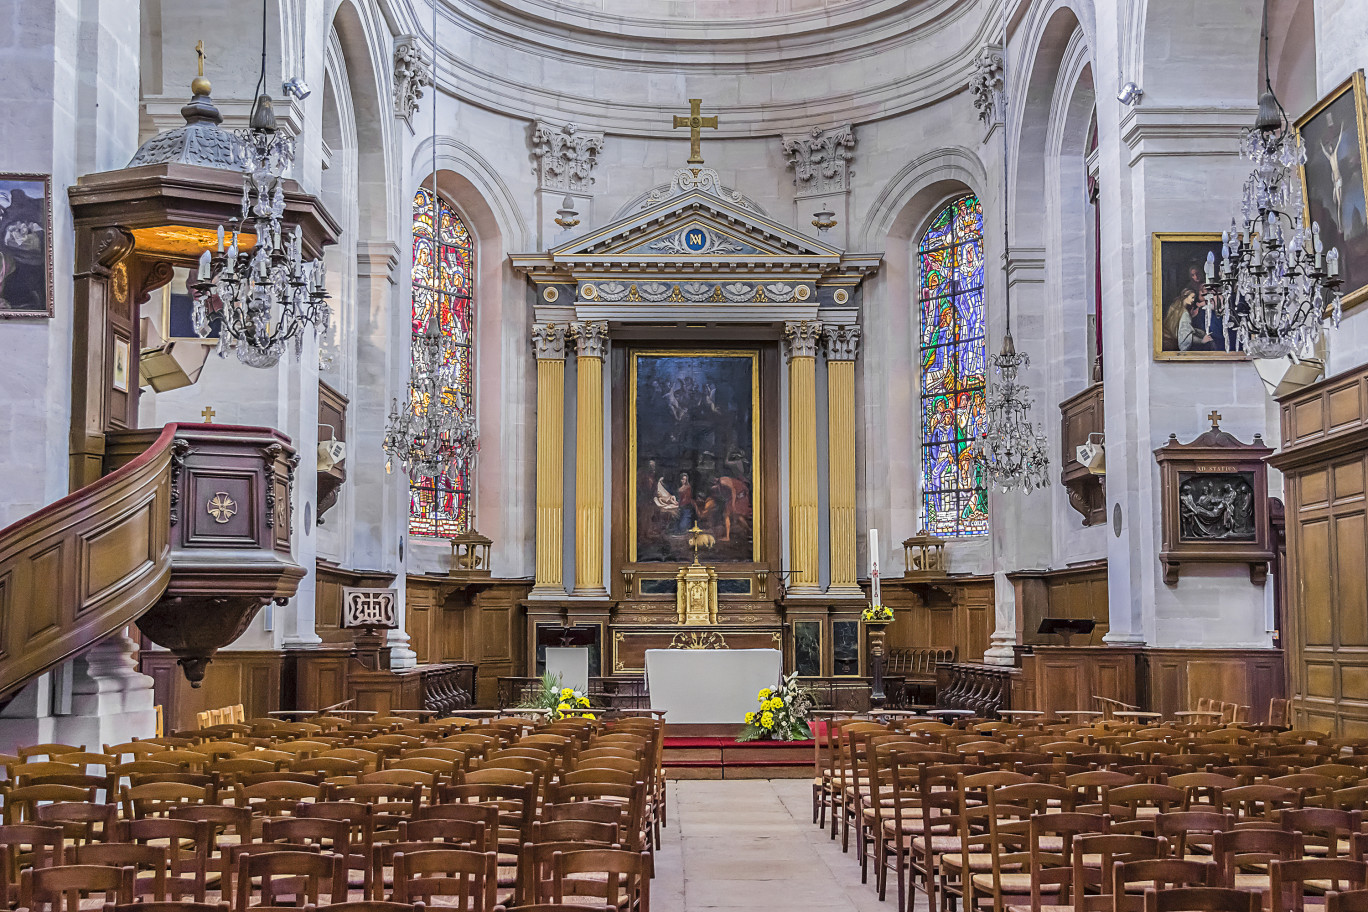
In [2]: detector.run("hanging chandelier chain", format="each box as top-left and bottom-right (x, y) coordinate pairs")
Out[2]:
(1203, 0), (1343, 361)
(188, 0), (330, 369)
(968, 7), (1050, 495)
(380, 0), (480, 485)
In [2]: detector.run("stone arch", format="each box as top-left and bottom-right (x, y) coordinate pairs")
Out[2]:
(859, 146), (989, 571)
(328, 0), (396, 244)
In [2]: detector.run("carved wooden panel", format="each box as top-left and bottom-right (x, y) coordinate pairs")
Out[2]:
(1017, 647), (1140, 716)
(1271, 364), (1368, 735)
(1060, 383), (1106, 526)
(1143, 649), (1284, 724)
(144, 649), (283, 732)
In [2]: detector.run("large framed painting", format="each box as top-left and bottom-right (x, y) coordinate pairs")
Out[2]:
(0, 174), (53, 318)
(1152, 233), (1245, 360)
(630, 350), (759, 563)
(1297, 70), (1368, 311)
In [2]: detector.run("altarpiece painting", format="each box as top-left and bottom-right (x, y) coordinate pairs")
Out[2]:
(631, 351), (759, 563)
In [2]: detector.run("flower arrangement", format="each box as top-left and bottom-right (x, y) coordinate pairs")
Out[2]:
(862, 603), (894, 622)
(521, 672), (596, 721)
(738, 671), (814, 741)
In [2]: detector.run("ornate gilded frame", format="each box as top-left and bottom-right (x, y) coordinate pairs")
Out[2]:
(1296, 68), (1368, 312)
(1151, 232), (1246, 361)
(0, 172), (54, 318)
(628, 348), (761, 563)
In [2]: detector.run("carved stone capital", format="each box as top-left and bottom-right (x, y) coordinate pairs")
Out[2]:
(824, 324), (861, 361)
(531, 322), (567, 359)
(783, 320), (824, 360)
(781, 124), (856, 198)
(970, 45), (1005, 127)
(531, 121), (605, 194)
(570, 321), (609, 359)
(393, 36), (433, 121)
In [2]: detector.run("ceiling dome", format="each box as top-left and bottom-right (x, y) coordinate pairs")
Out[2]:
(526, 0), (874, 21)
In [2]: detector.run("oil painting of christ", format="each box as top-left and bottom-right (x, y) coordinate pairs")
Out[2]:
(631, 351), (758, 563)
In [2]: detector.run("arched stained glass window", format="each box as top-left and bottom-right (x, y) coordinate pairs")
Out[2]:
(408, 186), (474, 538)
(918, 195), (988, 537)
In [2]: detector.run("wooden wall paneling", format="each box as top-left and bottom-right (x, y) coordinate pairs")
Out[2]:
(1270, 365), (1368, 735)
(1010, 562), (1109, 647)
(1017, 647), (1140, 716)
(284, 648), (350, 713)
(143, 650), (283, 732)
(1142, 649), (1285, 724)
(314, 563), (397, 646)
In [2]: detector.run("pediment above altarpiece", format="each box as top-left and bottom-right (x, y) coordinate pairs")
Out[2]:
(512, 176), (879, 320)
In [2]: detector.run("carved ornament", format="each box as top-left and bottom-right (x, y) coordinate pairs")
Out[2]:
(783, 320), (824, 360)
(393, 36), (433, 120)
(781, 124), (856, 197)
(531, 121), (605, 193)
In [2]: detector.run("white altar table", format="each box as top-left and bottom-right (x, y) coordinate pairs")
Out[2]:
(644, 648), (782, 725)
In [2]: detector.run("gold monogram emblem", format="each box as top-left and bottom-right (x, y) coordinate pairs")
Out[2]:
(207, 492), (237, 523)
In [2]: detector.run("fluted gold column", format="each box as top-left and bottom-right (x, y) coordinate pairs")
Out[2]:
(531, 323), (567, 595)
(784, 321), (823, 594)
(825, 325), (862, 594)
(571, 322), (609, 596)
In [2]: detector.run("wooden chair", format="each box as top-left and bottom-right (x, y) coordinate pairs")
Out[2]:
(101, 902), (227, 912)
(20, 863), (134, 912)
(74, 843), (170, 902)
(1213, 826), (1302, 900)
(390, 849), (496, 910)
(518, 819), (621, 907)
(17, 744), (85, 762)
(1112, 858), (1218, 912)
(549, 848), (650, 912)
(1328, 890), (1368, 911)
(1069, 834), (1169, 912)
(1141, 887), (1259, 911)
(120, 782), (210, 819)
(3, 783), (99, 824)
(34, 801), (118, 846)
(1270, 858), (1368, 912)
(234, 850), (348, 910)
(117, 817), (213, 902)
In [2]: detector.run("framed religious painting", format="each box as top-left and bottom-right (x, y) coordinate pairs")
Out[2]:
(0, 173), (53, 318)
(1297, 69), (1368, 311)
(629, 350), (760, 564)
(1152, 233), (1246, 360)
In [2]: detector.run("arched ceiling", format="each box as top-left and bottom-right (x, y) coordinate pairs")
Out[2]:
(383, 0), (1002, 136)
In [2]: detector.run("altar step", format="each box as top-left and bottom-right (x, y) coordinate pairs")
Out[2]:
(662, 728), (813, 780)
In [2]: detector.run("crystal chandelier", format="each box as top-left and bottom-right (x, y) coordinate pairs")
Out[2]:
(380, 5), (477, 482)
(189, 9), (328, 369)
(1204, 3), (1342, 359)
(970, 19), (1050, 495)
(381, 317), (478, 480)
(974, 333), (1051, 493)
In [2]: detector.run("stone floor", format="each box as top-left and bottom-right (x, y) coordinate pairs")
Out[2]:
(652, 778), (928, 912)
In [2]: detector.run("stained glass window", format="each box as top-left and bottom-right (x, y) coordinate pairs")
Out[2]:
(919, 195), (988, 537)
(408, 187), (474, 538)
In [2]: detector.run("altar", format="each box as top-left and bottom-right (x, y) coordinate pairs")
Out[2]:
(645, 647), (782, 724)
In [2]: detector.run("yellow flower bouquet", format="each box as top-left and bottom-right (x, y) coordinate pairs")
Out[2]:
(738, 671), (814, 741)
(862, 603), (894, 622)
(521, 672), (596, 721)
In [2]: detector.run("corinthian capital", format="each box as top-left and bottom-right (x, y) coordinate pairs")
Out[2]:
(570, 321), (609, 359)
(780, 124), (856, 199)
(824, 324), (861, 361)
(530, 322), (567, 359)
(783, 320), (824, 360)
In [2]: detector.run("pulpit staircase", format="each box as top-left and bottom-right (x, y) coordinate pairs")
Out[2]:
(0, 422), (304, 712)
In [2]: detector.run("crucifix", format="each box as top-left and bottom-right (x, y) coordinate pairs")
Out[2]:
(195, 40), (207, 77)
(201, 406), (216, 424)
(1207, 410), (1222, 429)
(672, 98), (718, 165)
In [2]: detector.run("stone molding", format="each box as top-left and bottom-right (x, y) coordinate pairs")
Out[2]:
(824, 324), (861, 361)
(782, 124), (857, 198)
(1119, 106), (1259, 165)
(969, 44), (1004, 127)
(531, 322), (568, 359)
(393, 36), (433, 121)
(638, 166), (760, 213)
(356, 242), (402, 284)
(570, 321), (609, 359)
(783, 320), (824, 360)
(531, 121), (605, 193)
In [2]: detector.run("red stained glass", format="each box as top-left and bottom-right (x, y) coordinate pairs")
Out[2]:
(409, 187), (475, 538)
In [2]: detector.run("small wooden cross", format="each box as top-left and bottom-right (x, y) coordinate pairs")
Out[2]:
(201, 406), (216, 424)
(672, 98), (718, 165)
(1207, 410), (1222, 429)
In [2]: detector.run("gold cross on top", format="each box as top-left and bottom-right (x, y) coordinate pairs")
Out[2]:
(1208, 410), (1222, 429)
(196, 40), (207, 77)
(202, 406), (216, 424)
(672, 98), (718, 165)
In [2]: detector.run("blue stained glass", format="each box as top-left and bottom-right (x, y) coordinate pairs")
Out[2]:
(918, 195), (988, 537)
(409, 187), (475, 539)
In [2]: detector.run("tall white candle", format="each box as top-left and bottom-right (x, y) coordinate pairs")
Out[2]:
(869, 528), (880, 605)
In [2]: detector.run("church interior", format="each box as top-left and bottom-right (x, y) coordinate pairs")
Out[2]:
(2, 0), (1368, 909)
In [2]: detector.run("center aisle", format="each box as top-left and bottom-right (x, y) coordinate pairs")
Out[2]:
(654, 779), (905, 912)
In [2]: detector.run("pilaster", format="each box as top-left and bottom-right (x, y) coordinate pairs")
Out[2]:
(782, 124), (856, 247)
(824, 325), (861, 595)
(570, 322), (609, 597)
(784, 321), (823, 595)
(531, 323), (568, 596)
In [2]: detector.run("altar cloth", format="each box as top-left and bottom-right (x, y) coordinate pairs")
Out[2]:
(644, 647), (782, 725)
